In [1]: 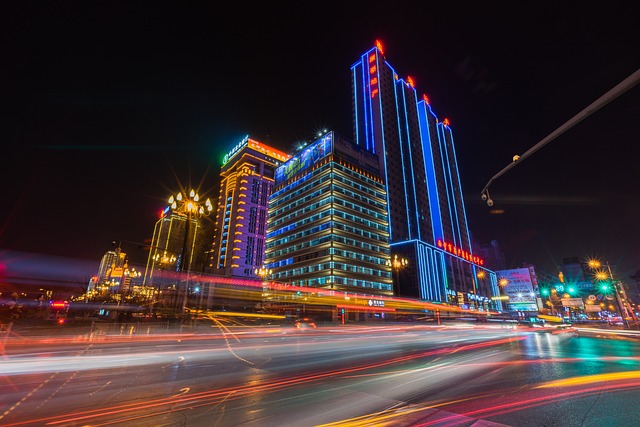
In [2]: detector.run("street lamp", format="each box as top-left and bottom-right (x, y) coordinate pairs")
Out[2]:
(167, 190), (213, 315)
(587, 258), (636, 329)
(387, 254), (408, 296)
(255, 266), (273, 306)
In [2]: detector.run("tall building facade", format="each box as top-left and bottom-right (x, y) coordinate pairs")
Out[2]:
(265, 131), (392, 296)
(351, 40), (500, 309)
(208, 136), (291, 278)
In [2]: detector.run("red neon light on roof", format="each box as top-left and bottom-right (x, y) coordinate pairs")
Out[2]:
(375, 40), (384, 55)
(443, 118), (450, 126)
(422, 94), (430, 104)
(406, 76), (415, 88)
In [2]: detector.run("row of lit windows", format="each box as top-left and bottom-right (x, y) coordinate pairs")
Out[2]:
(333, 208), (388, 234)
(268, 199), (386, 238)
(266, 221), (330, 247)
(333, 196), (388, 222)
(330, 247), (391, 270)
(270, 193), (330, 225)
(332, 170), (386, 200)
(265, 234), (389, 269)
(270, 162), (386, 211)
(267, 218), (387, 249)
(267, 208), (330, 239)
(333, 220), (388, 243)
(270, 165), (332, 209)
(331, 182), (386, 210)
(273, 261), (390, 281)
(270, 186), (386, 227)
(288, 275), (392, 291)
(332, 162), (385, 192)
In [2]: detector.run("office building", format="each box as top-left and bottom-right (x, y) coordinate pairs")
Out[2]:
(208, 136), (291, 278)
(351, 40), (500, 309)
(265, 131), (392, 296)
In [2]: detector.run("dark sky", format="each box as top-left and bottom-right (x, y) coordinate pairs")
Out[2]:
(3, 2), (640, 283)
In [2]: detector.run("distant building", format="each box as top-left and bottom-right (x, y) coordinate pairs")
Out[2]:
(94, 246), (128, 293)
(207, 136), (291, 278)
(265, 131), (392, 296)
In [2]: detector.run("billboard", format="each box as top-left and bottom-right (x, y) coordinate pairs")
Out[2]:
(275, 133), (332, 183)
(497, 268), (538, 311)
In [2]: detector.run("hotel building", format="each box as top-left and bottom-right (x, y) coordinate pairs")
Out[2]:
(207, 136), (291, 278)
(265, 131), (392, 296)
(351, 41), (500, 309)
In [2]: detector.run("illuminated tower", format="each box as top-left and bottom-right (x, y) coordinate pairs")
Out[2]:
(351, 40), (500, 309)
(265, 131), (392, 296)
(208, 136), (291, 278)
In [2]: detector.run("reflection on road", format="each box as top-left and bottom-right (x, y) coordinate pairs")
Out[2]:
(1, 322), (639, 426)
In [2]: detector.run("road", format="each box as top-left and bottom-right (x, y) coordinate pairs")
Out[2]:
(1, 322), (639, 426)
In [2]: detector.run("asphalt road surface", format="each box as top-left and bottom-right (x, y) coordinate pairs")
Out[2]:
(1, 322), (639, 426)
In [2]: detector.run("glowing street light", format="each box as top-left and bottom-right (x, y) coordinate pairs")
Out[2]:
(255, 266), (272, 280)
(167, 189), (213, 315)
(387, 254), (408, 296)
(587, 258), (636, 329)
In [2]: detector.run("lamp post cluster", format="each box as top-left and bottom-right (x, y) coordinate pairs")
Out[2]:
(167, 190), (213, 315)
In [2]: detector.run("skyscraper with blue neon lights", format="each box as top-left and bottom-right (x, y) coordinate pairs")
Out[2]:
(351, 41), (501, 310)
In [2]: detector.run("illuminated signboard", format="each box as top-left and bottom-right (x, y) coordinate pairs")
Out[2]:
(275, 133), (332, 182)
(246, 139), (290, 163)
(223, 135), (291, 166)
(436, 239), (484, 266)
(223, 135), (249, 165)
(368, 299), (385, 307)
(369, 50), (378, 98)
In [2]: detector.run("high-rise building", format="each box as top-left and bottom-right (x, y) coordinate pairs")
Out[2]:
(265, 131), (392, 296)
(208, 136), (291, 278)
(351, 40), (500, 309)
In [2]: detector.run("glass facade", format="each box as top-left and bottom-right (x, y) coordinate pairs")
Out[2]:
(266, 132), (393, 296)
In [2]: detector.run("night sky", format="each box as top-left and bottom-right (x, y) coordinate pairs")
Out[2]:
(3, 2), (640, 283)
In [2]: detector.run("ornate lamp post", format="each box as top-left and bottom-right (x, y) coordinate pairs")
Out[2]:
(387, 254), (408, 296)
(255, 266), (273, 306)
(167, 190), (213, 315)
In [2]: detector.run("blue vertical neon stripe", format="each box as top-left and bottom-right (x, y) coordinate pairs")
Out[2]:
(402, 83), (421, 239)
(440, 123), (461, 247)
(417, 100), (442, 243)
(446, 126), (473, 252)
(436, 123), (455, 244)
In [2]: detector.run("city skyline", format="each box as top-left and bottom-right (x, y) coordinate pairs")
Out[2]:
(3, 3), (639, 283)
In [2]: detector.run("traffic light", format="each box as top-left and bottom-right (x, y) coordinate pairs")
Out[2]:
(541, 288), (550, 297)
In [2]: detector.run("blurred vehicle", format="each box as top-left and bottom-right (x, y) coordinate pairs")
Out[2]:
(517, 316), (546, 328)
(294, 317), (317, 329)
